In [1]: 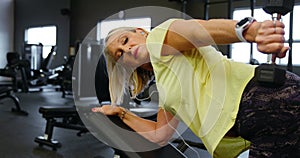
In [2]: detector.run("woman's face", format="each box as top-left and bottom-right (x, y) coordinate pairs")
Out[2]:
(107, 28), (151, 69)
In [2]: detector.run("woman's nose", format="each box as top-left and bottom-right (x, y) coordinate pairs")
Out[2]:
(124, 46), (131, 53)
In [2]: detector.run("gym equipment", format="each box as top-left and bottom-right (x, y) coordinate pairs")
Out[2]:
(0, 53), (28, 115)
(0, 52), (19, 90)
(0, 52), (29, 91)
(57, 55), (75, 98)
(35, 105), (188, 158)
(0, 86), (28, 115)
(23, 43), (43, 73)
(254, 0), (294, 87)
(34, 105), (87, 150)
(38, 46), (63, 85)
(34, 55), (206, 157)
(34, 55), (110, 151)
(21, 45), (64, 92)
(263, 0), (295, 16)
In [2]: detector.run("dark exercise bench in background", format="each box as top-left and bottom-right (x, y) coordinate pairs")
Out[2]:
(0, 86), (28, 115)
(0, 52), (28, 115)
(34, 105), (87, 150)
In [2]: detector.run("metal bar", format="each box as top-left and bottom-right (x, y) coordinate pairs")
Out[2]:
(206, 0), (228, 5)
(250, 0), (255, 62)
(227, 0), (233, 58)
(204, 0), (209, 20)
(287, 9), (294, 71)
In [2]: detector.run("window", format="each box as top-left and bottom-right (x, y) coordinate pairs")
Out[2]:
(232, 6), (300, 65)
(293, 5), (300, 40)
(97, 17), (151, 41)
(25, 25), (57, 58)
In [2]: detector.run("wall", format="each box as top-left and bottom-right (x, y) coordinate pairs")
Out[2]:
(0, 0), (14, 81)
(12, 0), (228, 68)
(14, 0), (70, 68)
(13, 0), (200, 68)
(0, 0), (14, 68)
(69, 0), (192, 44)
(13, 0), (300, 74)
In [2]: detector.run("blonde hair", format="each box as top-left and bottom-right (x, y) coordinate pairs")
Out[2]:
(103, 27), (153, 105)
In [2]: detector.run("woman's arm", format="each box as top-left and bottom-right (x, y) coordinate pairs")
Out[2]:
(92, 106), (179, 146)
(161, 19), (289, 58)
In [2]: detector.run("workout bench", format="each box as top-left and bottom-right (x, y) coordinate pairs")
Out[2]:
(0, 86), (28, 115)
(34, 105), (88, 150)
(34, 105), (206, 158)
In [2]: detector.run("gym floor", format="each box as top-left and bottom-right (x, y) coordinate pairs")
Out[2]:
(0, 88), (248, 158)
(0, 89), (115, 158)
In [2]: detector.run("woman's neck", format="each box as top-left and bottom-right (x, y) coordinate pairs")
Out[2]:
(140, 62), (153, 71)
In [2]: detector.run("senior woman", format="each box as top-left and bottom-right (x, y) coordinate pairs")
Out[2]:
(92, 18), (299, 157)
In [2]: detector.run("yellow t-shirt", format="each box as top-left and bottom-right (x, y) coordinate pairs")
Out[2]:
(146, 19), (254, 157)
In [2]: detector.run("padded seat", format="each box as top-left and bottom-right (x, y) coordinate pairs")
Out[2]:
(39, 106), (77, 118)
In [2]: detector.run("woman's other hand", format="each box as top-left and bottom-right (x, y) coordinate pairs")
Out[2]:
(253, 20), (289, 60)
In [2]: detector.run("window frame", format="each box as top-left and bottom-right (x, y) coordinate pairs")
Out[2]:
(231, 5), (299, 66)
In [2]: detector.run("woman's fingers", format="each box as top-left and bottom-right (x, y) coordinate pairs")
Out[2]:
(92, 107), (103, 113)
(256, 20), (289, 56)
(92, 105), (120, 116)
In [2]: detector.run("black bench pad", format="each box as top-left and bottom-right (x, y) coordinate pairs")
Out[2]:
(39, 106), (77, 118)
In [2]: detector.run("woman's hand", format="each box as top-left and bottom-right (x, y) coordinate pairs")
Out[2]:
(92, 105), (121, 116)
(252, 20), (289, 62)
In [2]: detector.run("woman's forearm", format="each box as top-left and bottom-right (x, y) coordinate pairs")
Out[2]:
(194, 19), (258, 44)
(120, 107), (179, 145)
(166, 19), (259, 47)
(95, 105), (179, 146)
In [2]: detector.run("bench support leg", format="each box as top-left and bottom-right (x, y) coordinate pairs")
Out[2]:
(34, 118), (62, 151)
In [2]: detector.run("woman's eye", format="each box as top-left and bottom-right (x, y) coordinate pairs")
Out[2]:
(123, 37), (128, 45)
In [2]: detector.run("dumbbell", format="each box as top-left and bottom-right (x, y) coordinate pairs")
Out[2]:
(254, 0), (294, 87)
